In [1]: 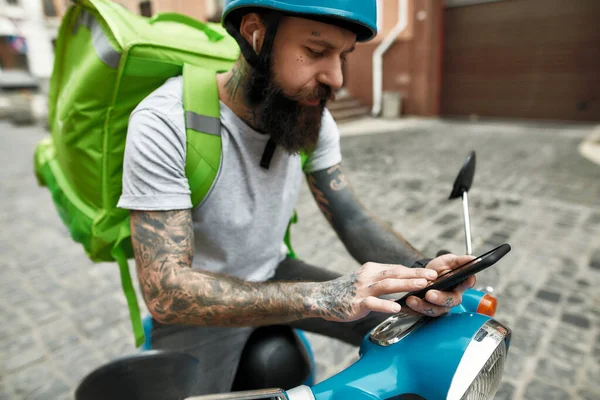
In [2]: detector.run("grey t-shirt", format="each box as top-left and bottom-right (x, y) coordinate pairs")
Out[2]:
(117, 76), (342, 282)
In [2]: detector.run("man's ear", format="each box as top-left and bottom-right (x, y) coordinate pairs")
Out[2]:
(239, 13), (266, 53)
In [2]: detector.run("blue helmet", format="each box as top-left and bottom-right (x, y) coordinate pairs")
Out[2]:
(222, 0), (378, 42)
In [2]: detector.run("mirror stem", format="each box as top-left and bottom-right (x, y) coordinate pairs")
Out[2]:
(462, 191), (473, 255)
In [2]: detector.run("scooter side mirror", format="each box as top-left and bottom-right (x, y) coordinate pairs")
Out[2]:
(449, 151), (476, 200)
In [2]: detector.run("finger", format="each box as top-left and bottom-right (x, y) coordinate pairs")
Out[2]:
(424, 253), (458, 272)
(425, 290), (462, 308)
(362, 296), (402, 314)
(361, 262), (407, 276)
(386, 266), (438, 280)
(367, 277), (430, 296)
(424, 275), (477, 307)
(451, 255), (477, 268)
(364, 263), (438, 281)
(456, 275), (477, 292)
(427, 254), (476, 273)
(406, 296), (449, 317)
(465, 275), (477, 288)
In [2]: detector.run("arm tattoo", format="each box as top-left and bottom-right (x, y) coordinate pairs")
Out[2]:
(308, 175), (333, 222)
(130, 210), (353, 326)
(306, 163), (424, 266)
(327, 165), (348, 191)
(310, 273), (358, 320)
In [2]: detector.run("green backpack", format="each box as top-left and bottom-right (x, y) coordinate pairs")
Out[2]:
(34, 0), (306, 347)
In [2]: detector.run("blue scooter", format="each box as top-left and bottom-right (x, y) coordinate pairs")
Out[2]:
(75, 151), (511, 400)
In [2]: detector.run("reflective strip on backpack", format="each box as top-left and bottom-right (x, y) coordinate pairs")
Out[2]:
(185, 111), (221, 136)
(73, 9), (121, 69)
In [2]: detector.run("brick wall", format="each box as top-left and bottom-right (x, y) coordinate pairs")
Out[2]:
(344, 0), (443, 116)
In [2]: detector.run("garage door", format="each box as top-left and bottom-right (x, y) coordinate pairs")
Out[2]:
(441, 0), (600, 122)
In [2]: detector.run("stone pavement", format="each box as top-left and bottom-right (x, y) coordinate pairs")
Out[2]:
(579, 125), (600, 166)
(1, 118), (600, 399)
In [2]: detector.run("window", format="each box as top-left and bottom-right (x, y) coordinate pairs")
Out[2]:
(139, 1), (152, 17)
(43, 0), (58, 17)
(0, 36), (29, 71)
(206, 0), (224, 23)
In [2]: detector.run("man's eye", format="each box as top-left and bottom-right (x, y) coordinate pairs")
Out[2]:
(307, 48), (325, 58)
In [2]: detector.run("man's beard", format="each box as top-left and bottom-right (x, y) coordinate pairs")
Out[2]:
(244, 62), (332, 155)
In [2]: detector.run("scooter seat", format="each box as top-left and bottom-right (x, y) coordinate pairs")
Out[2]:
(74, 350), (202, 400)
(231, 325), (312, 391)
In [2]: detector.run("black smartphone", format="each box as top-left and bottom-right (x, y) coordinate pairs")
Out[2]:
(396, 243), (511, 308)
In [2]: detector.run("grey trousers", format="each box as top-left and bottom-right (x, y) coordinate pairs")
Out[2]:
(151, 257), (388, 395)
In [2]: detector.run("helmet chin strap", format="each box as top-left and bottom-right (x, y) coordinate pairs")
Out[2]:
(225, 12), (282, 169)
(224, 12), (282, 169)
(255, 19), (279, 170)
(259, 138), (278, 169)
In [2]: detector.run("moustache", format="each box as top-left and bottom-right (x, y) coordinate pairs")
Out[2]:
(296, 84), (335, 104)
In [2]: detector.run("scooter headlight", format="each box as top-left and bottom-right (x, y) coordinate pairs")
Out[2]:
(460, 339), (506, 399)
(447, 320), (511, 400)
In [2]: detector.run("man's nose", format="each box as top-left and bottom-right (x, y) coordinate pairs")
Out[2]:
(317, 60), (344, 91)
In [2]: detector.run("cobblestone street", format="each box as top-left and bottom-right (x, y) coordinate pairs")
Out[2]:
(1, 118), (600, 399)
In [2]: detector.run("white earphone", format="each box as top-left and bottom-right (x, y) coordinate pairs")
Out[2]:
(252, 31), (258, 53)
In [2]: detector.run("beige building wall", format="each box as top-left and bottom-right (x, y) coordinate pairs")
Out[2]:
(375, 0), (414, 41)
(55, 0), (219, 21)
(153, 0), (206, 21)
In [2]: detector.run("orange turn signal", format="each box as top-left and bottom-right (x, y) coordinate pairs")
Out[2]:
(476, 294), (498, 317)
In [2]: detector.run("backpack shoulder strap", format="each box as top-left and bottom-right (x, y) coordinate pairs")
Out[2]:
(182, 64), (311, 259)
(299, 150), (310, 170)
(284, 150), (312, 259)
(182, 63), (222, 207)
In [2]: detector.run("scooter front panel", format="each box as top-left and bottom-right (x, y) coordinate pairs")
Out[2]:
(311, 313), (493, 400)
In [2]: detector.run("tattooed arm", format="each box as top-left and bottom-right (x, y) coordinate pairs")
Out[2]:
(307, 163), (424, 267)
(131, 209), (313, 326)
(129, 209), (435, 325)
(307, 164), (479, 316)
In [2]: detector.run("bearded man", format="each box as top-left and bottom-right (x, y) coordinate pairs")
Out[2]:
(117, 0), (476, 395)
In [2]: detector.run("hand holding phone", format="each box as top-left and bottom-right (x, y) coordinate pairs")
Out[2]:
(396, 243), (511, 309)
